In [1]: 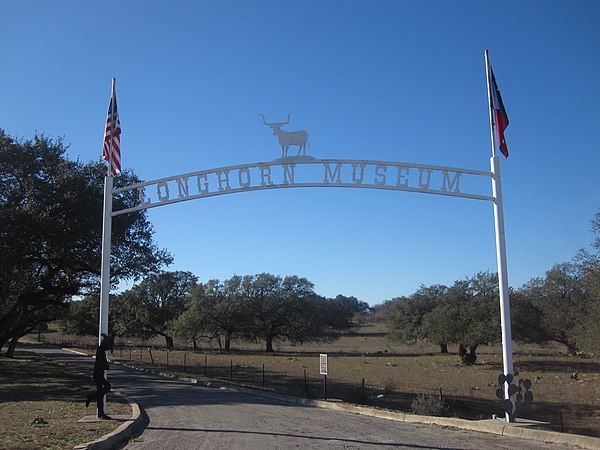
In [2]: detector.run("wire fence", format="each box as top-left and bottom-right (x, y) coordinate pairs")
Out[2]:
(40, 335), (486, 414)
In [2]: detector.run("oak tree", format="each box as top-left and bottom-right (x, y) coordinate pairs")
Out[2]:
(0, 130), (171, 356)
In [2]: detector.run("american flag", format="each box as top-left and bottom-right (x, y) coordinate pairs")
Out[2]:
(102, 80), (121, 175)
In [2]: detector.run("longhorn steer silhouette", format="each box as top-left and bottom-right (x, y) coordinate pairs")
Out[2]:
(260, 113), (309, 159)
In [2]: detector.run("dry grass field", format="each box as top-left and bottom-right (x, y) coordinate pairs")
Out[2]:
(0, 350), (130, 450)
(40, 322), (600, 438)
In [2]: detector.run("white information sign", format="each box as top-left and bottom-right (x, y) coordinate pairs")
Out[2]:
(320, 353), (328, 375)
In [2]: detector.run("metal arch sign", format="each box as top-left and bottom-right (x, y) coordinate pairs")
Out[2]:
(112, 157), (493, 216)
(99, 109), (515, 422)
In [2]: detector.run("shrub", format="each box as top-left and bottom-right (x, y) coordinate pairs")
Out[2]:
(383, 378), (396, 393)
(410, 394), (446, 417)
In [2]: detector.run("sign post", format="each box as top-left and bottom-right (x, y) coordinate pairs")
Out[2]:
(320, 354), (328, 400)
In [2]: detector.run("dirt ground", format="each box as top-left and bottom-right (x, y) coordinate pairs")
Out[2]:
(40, 323), (600, 438)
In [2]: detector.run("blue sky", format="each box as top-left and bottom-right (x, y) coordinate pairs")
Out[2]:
(2, 1), (599, 305)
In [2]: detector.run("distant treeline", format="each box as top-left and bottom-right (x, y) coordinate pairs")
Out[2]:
(61, 272), (370, 352)
(382, 211), (600, 362)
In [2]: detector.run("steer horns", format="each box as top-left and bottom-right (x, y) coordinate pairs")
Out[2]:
(259, 112), (292, 128)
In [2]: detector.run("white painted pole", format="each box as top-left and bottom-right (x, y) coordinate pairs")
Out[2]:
(485, 50), (514, 422)
(99, 175), (112, 343)
(490, 155), (514, 422)
(98, 78), (116, 416)
(100, 78), (116, 343)
(98, 174), (112, 417)
(485, 51), (497, 160)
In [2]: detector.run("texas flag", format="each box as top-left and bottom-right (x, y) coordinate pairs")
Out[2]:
(490, 67), (509, 158)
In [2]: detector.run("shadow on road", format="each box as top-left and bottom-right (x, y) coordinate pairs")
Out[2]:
(144, 426), (462, 449)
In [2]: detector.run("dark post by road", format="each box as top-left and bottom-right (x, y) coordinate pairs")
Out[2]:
(166, 350), (169, 367)
(184, 352), (187, 371)
(262, 364), (265, 388)
(204, 354), (207, 376)
(323, 375), (327, 400)
(230, 359), (233, 380)
(558, 408), (564, 432)
(304, 369), (308, 397)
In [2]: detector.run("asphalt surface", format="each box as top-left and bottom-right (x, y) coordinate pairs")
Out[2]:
(32, 347), (579, 450)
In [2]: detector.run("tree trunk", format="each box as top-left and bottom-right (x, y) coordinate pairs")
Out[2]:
(562, 341), (579, 355)
(193, 339), (198, 350)
(164, 335), (174, 350)
(439, 343), (448, 354)
(459, 343), (477, 365)
(0, 336), (9, 357)
(265, 336), (274, 353)
(224, 334), (231, 352)
(469, 344), (478, 363)
(6, 336), (19, 358)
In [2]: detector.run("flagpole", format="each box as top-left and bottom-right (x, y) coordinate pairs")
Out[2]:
(99, 78), (115, 344)
(485, 51), (497, 159)
(99, 177), (112, 346)
(98, 78), (115, 416)
(485, 50), (515, 422)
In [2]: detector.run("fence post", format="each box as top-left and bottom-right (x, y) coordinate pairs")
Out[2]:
(230, 359), (233, 380)
(262, 364), (265, 388)
(304, 369), (308, 397)
(184, 352), (187, 371)
(204, 354), (207, 376)
(558, 408), (564, 432)
(166, 350), (169, 367)
(148, 348), (154, 366)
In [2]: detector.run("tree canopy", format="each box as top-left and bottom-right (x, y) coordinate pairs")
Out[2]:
(239, 273), (333, 352)
(112, 271), (197, 349)
(173, 276), (248, 351)
(388, 272), (501, 364)
(512, 212), (600, 355)
(175, 273), (368, 352)
(0, 130), (171, 356)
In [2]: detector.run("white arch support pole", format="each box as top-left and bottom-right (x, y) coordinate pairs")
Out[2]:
(98, 174), (113, 415)
(490, 156), (514, 422)
(99, 175), (112, 341)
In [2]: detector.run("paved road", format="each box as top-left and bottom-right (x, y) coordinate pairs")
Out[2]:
(33, 347), (576, 450)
